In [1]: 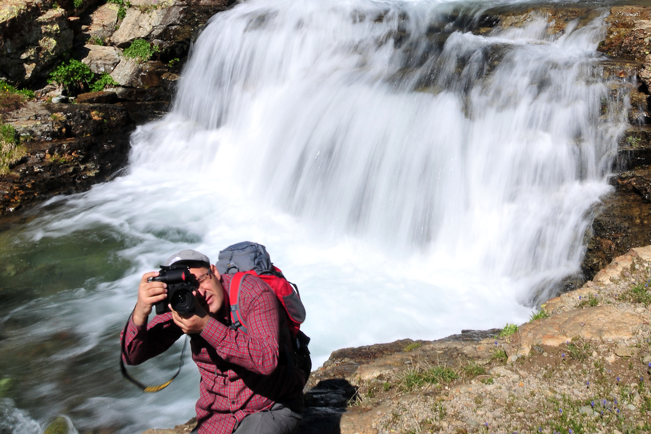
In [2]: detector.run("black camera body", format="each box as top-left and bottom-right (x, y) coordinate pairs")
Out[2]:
(149, 265), (198, 315)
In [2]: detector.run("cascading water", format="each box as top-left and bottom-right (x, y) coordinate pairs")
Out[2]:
(0, 0), (632, 432)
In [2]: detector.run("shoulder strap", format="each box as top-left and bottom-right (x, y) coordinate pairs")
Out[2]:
(229, 272), (249, 334)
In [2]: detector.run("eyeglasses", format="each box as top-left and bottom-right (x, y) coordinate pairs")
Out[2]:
(196, 269), (212, 284)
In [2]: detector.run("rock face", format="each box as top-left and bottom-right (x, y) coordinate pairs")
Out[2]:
(0, 2), (74, 85)
(0, 102), (133, 216)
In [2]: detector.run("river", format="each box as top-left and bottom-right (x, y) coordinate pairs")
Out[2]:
(0, 0), (632, 432)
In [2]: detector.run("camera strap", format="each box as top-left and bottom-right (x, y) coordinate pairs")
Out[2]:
(119, 312), (188, 393)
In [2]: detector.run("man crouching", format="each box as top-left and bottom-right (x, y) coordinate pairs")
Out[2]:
(121, 249), (306, 434)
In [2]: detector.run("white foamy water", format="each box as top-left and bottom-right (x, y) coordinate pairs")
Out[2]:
(0, 0), (632, 432)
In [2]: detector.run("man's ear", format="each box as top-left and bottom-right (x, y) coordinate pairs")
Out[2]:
(211, 264), (220, 279)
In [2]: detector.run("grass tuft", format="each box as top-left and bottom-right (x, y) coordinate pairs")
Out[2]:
(500, 323), (519, 337)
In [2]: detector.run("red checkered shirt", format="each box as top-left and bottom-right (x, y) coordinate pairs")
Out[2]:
(122, 274), (306, 434)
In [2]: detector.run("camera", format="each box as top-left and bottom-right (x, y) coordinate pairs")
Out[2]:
(149, 265), (198, 315)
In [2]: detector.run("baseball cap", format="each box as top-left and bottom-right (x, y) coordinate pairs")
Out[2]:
(165, 249), (211, 269)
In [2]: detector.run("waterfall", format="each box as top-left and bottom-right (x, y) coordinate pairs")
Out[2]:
(0, 0), (631, 432)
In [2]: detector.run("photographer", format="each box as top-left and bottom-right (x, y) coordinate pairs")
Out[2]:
(121, 249), (306, 434)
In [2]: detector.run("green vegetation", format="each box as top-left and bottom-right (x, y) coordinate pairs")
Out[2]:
(566, 338), (591, 361)
(49, 61), (119, 95)
(48, 59), (95, 94)
(88, 36), (104, 46)
(578, 294), (599, 308)
(167, 57), (180, 67)
(0, 80), (35, 115)
(618, 281), (651, 306)
(626, 135), (642, 148)
(123, 39), (160, 63)
(0, 123), (25, 175)
(90, 73), (118, 92)
(73, 0), (82, 8)
(491, 347), (508, 363)
(530, 308), (550, 321)
(107, 0), (131, 20)
(461, 361), (486, 378)
(403, 342), (422, 352)
(400, 365), (458, 391)
(500, 323), (519, 337)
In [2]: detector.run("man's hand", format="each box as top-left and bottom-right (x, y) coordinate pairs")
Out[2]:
(170, 297), (209, 334)
(133, 271), (167, 326)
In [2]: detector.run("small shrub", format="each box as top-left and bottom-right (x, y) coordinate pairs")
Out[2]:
(619, 282), (651, 306)
(491, 348), (508, 363)
(577, 294), (599, 308)
(88, 36), (104, 46)
(461, 361), (486, 378)
(0, 123), (25, 174)
(48, 59), (95, 94)
(530, 309), (550, 321)
(567, 338), (591, 361)
(90, 73), (118, 92)
(627, 136), (642, 148)
(0, 81), (34, 114)
(117, 6), (126, 20)
(73, 0), (82, 8)
(400, 365), (457, 391)
(500, 323), (519, 337)
(123, 39), (159, 62)
(403, 342), (422, 352)
(167, 57), (180, 67)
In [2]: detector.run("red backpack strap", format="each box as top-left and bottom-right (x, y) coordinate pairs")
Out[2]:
(228, 272), (250, 334)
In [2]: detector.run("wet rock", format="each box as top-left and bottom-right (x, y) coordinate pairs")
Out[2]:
(81, 44), (121, 74)
(582, 188), (651, 280)
(615, 126), (651, 171)
(76, 90), (118, 104)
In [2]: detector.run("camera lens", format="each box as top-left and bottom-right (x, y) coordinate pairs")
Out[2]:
(171, 289), (195, 313)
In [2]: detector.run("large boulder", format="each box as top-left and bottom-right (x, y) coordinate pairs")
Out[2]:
(110, 4), (185, 47)
(81, 44), (121, 74)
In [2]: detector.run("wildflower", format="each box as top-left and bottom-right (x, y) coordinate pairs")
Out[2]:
(614, 399), (618, 404)
(579, 296), (582, 299)
(559, 409), (563, 414)
(569, 430), (573, 434)
(562, 353), (565, 357)
(495, 341), (498, 345)
(617, 409), (620, 413)
(617, 377), (620, 382)
(586, 381), (590, 386)
(591, 401), (594, 407)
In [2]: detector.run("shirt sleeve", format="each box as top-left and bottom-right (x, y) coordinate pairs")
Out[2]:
(121, 312), (184, 365)
(199, 277), (280, 376)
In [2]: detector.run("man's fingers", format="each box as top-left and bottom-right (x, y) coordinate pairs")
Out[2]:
(140, 271), (159, 284)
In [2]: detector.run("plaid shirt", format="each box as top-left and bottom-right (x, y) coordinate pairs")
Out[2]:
(122, 274), (305, 434)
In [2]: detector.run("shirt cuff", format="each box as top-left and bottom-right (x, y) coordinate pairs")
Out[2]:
(200, 317), (229, 346)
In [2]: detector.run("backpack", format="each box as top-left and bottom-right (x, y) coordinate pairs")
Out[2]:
(216, 241), (311, 377)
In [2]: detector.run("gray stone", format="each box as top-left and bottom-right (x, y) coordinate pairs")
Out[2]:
(110, 6), (185, 47)
(627, 404), (636, 411)
(87, 4), (120, 40)
(110, 58), (142, 87)
(82, 45), (121, 74)
(52, 96), (68, 103)
(579, 406), (594, 416)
